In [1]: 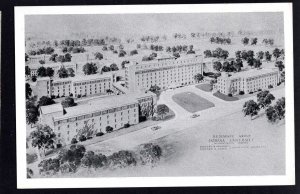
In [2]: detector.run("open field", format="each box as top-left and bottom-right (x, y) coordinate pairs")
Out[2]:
(172, 92), (215, 113)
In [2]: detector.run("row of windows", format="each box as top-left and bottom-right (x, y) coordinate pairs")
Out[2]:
(73, 79), (111, 86)
(54, 104), (138, 125)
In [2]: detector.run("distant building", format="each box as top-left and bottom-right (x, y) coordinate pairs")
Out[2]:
(27, 62), (77, 77)
(39, 91), (156, 144)
(213, 68), (280, 95)
(34, 73), (114, 98)
(124, 55), (204, 92)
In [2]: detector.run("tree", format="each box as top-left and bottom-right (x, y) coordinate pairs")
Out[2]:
(25, 66), (31, 76)
(235, 51), (241, 59)
(265, 98), (285, 123)
(273, 48), (281, 61)
(45, 67), (54, 77)
(118, 50), (126, 57)
(71, 138), (78, 144)
(194, 73), (204, 83)
(38, 158), (60, 175)
(157, 104), (169, 119)
(275, 61), (285, 71)
(213, 61), (222, 71)
(30, 125), (56, 157)
(130, 50), (138, 56)
(101, 66), (111, 73)
(58, 144), (86, 173)
(26, 99), (39, 125)
(83, 63), (98, 75)
(242, 37), (249, 45)
(110, 63), (119, 71)
(253, 59), (262, 68)
(281, 71), (285, 84)
(39, 60), (45, 65)
(49, 53), (58, 62)
(265, 51), (272, 62)
(107, 150), (136, 169)
(139, 143), (162, 165)
(27, 168), (34, 178)
(67, 68), (75, 77)
(61, 97), (76, 108)
(106, 126), (113, 133)
(94, 52), (103, 60)
(234, 59), (243, 72)
(256, 51), (264, 60)
(58, 66), (69, 78)
(37, 67), (47, 77)
(242, 100), (260, 119)
(81, 151), (107, 169)
(251, 38), (258, 45)
(38, 96), (55, 106)
(64, 53), (72, 62)
(257, 90), (275, 108)
(26, 83), (32, 99)
(121, 60), (129, 69)
(173, 52), (180, 58)
(204, 50), (212, 58)
(25, 53), (29, 62)
(31, 75), (37, 82)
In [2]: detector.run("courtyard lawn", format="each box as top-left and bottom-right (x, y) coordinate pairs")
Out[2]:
(196, 83), (212, 92)
(213, 91), (239, 101)
(172, 92), (215, 113)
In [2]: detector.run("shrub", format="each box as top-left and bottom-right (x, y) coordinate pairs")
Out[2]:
(239, 91), (245, 95)
(79, 135), (87, 142)
(71, 138), (78, 144)
(31, 76), (37, 82)
(258, 89), (262, 92)
(124, 123), (130, 128)
(56, 143), (62, 148)
(277, 82), (281, 86)
(106, 126), (113, 133)
(249, 91), (253, 94)
(96, 132), (104, 136)
(87, 136), (93, 140)
(228, 93), (233, 97)
(268, 85), (274, 89)
(77, 94), (81, 98)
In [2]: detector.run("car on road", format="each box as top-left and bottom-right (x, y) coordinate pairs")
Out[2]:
(191, 114), (200, 118)
(151, 126), (161, 131)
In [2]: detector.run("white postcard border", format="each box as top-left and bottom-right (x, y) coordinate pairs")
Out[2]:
(15, 3), (294, 188)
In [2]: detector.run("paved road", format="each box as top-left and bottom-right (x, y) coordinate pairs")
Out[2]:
(86, 85), (285, 153)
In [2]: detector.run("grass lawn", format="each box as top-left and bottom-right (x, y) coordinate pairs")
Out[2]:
(172, 92), (215, 113)
(196, 83), (212, 92)
(213, 91), (239, 101)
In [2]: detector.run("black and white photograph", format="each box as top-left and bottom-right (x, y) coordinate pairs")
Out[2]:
(15, 3), (294, 188)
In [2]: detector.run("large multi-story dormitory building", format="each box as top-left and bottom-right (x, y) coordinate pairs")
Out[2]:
(213, 68), (281, 95)
(124, 55), (204, 92)
(39, 92), (156, 144)
(34, 73), (116, 98)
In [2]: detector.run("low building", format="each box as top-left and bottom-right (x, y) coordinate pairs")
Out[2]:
(27, 62), (77, 77)
(125, 55), (204, 92)
(39, 91), (157, 144)
(213, 68), (280, 95)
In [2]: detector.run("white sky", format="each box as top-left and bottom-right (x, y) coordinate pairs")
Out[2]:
(25, 12), (284, 39)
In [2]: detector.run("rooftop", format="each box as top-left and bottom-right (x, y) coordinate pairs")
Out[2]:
(51, 73), (112, 83)
(220, 68), (279, 80)
(54, 95), (138, 120)
(40, 104), (63, 115)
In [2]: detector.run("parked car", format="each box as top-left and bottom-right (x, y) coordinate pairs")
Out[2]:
(191, 114), (200, 118)
(151, 126), (161, 131)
